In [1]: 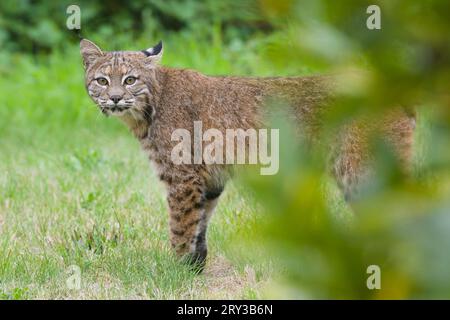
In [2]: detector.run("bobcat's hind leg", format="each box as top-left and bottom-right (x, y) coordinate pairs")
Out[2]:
(332, 153), (372, 202)
(331, 125), (372, 202)
(332, 111), (415, 202)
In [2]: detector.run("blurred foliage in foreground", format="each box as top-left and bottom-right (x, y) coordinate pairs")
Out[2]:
(0, 0), (449, 299)
(240, 0), (450, 299)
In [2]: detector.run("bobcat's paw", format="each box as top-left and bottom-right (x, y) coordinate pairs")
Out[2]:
(182, 248), (208, 274)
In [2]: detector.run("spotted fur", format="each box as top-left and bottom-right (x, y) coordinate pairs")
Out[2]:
(80, 39), (415, 270)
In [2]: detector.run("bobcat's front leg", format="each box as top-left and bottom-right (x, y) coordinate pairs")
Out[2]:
(166, 181), (219, 270)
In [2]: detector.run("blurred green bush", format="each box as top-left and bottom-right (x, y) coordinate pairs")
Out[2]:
(239, 0), (450, 299)
(0, 0), (266, 53)
(0, 0), (448, 299)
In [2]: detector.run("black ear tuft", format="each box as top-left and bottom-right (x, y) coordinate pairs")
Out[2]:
(143, 40), (163, 56)
(152, 40), (163, 55)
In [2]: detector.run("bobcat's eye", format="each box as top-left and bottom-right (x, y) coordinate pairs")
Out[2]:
(96, 77), (108, 86)
(124, 76), (137, 85)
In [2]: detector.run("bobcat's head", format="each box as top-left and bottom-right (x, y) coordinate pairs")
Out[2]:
(80, 39), (163, 119)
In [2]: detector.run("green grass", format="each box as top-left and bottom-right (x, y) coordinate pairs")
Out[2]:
(0, 35), (287, 299)
(0, 32), (433, 299)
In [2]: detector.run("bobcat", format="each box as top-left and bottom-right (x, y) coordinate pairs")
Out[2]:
(80, 39), (415, 270)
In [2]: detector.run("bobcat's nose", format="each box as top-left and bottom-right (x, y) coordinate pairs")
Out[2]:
(110, 95), (123, 104)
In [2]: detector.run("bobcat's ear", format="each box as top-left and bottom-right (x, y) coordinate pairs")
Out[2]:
(80, 39), (103, 69)
(142, 41), (163, 67)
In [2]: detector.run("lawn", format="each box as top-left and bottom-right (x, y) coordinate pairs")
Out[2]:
(0, 38), (284, 299)
(0, 32), (438, 299)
